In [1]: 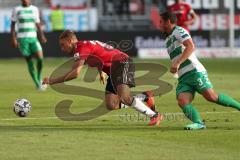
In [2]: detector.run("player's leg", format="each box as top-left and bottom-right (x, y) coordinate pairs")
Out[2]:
(105, 80), (156, 114)
(194, 71), (240, 110)
(116, 83), (156, 113)
(178, 92), (203, 124)
(105, 77), (155, 110)
(105, 77), (127, 110)
(105, 82), (122, 110)
(201, 88), (240, 111)
(35, 51), (43, 83)
(176, 77), (206, 130)
(116, 84), (163, 126)
(18, 39), (40, 88)
(105, 77), (152, 111)
(112, 58), (163, 126)
(105, 93), (120, 110)
(105, 91), (156, 110)
(105, 92), (155, 110)
(135, 91), (156, 111)
(31, 40), (43, 84)
(105, 93), (130, 110)
(24, 55), (40, 88)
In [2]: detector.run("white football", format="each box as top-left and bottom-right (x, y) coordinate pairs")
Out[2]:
(13, 99), (32, 117)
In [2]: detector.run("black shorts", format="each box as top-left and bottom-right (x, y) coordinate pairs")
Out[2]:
(105, 58), (135, 94)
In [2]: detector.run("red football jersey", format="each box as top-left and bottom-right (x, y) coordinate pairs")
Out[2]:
(74, 40), (129, 75)
(168, 2), (193, 31)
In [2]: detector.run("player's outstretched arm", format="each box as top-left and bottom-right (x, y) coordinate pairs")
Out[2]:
(43, 59), (85, 85)
(10, 21), (18, 48)
(170, 39), (195, 73)
(184, 10), (198, 26)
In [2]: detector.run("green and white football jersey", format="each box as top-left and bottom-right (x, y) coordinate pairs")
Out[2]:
(165, 26), (206, 78)
(11, 5), (40, 39)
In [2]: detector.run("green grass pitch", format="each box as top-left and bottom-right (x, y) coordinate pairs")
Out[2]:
(0, 58), (239, 160)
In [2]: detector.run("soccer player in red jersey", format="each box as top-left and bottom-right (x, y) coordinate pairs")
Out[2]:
(168, 0), (197, 32)
(42, 30), (163, 126)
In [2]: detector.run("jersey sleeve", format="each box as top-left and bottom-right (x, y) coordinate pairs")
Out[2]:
(11, 7), (17, 22)
(175, 27), (191, 43)
(75, 42), (92, 61)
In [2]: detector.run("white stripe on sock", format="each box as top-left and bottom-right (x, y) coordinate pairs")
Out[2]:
(131, 98), (156, 117)
(134, 93), (146, 102)
(120, 103), (128, 109)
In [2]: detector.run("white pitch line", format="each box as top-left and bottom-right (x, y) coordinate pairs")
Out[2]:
(0, 111), (238, 121)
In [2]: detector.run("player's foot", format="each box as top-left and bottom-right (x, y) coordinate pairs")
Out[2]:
(38, 80), (47, 91)
(148, 113), (164, 126)
(143, 91), (156, 111)
(184, 123), (206, 130)
(37, 85), (47, 91)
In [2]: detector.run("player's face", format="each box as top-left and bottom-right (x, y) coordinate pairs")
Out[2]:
(159, 16), (168, 33)
(21, 0), (30, 6)
(59, 38), (75, 55)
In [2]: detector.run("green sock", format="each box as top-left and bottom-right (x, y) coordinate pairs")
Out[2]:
(26, 59), (40, 88)
(217, 93), (240, 110)
(36, 57), (43, 82)
(182, 104), (203, 124)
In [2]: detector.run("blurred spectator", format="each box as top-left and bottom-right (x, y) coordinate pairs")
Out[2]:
(91, 0), (97, 7)
(106, 0), (115, 15)
(103, 0), (146, 16)
(50, 4), (64, 31)
(151, 0), (168, 29)
(48, 0), (87, 9)
(129, 0), (146, 15)
(139, 0), (145, 15)
(168, 0), (197, 32)
(118, 0), (130, 18)
(150, 1), (160, 29)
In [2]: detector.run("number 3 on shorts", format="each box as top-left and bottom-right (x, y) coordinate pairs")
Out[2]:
(197, 78), (203, 86)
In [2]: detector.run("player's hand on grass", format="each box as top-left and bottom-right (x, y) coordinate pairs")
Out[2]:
(11, 38), (18, 48)
(99, 72), (106, 84)
(170, 61), (180, 74)
(42, 77), (50, 85)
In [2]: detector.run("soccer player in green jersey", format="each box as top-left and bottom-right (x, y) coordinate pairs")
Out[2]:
(11, 0), (47, 90)
(159, 11), (240, 130)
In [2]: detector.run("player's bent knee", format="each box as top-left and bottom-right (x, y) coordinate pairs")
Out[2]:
(120, 96), (132, 106)
(178, 99), (189, 108)
(205, 94), (218, 103)
(106, 103), (119, 110)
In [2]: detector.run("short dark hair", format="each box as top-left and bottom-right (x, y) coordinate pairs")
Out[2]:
(160, 11), (177, 24)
